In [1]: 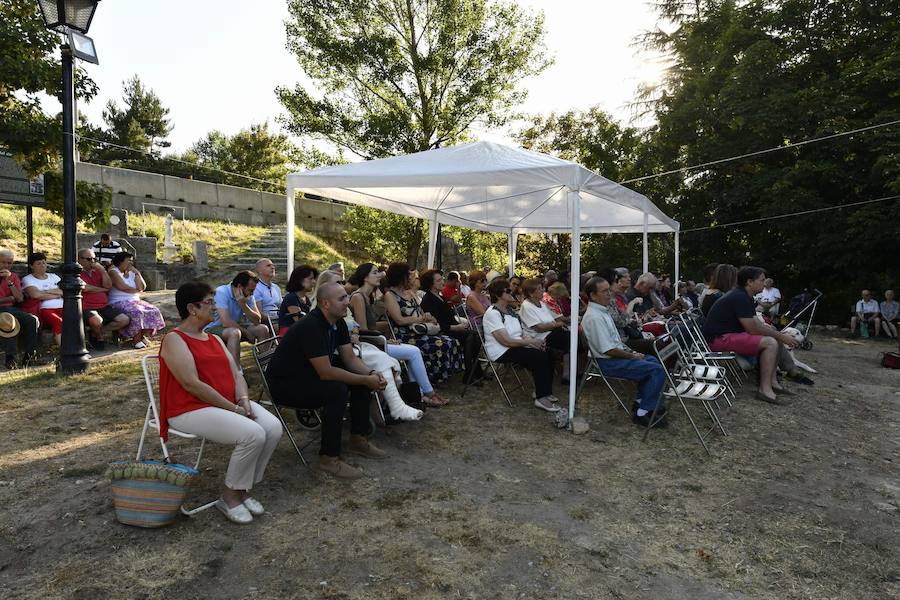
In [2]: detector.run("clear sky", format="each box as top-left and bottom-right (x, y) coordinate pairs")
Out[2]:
(71, 0), (667, 154)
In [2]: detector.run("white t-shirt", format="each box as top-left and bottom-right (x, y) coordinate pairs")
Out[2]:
(856, 299), (879, 314)
(482, 306), (523, 361)
(22, 273), (63, 309)
(754, 287), (781, 314)
(518, 300), (557, 341)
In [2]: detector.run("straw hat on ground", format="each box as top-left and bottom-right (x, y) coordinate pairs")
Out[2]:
(0, 312), (21, 338)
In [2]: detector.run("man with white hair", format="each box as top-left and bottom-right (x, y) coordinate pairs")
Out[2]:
(625, 272), (683, 318)
(327, 262), (345, 280)
(252, 258), (282, 320)
(0, 248), (39, 368)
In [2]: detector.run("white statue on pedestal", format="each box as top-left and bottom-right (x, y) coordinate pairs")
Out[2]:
(162, 212), (178, 262)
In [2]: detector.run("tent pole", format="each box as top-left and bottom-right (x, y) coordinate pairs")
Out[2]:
(642, 211), (649, 273)
(674, 231), (680, 290)
(567, 190), (581, 427)
(508, 229), (518, 277)
(286, 187), (295, 274)
(426, 217), (438, 269)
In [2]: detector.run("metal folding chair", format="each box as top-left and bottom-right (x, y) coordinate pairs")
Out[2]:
(575, 349), (634, 417)
(455, 304), (526, 407)
(251, 336), (319, 467)
(647, 333), (729, 455)
(136, 355), (217, 516)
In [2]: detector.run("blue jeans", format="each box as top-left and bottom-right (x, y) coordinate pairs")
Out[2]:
(385, 342), (433, 395)
(595, 355), (666, 411)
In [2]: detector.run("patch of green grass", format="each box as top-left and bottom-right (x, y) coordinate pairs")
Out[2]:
(129, 212), (269, 265)
(294, 226), (367, 268)
(0, 205), (66, 261)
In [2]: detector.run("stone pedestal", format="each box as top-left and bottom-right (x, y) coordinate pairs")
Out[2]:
(162, 244), (178, 263)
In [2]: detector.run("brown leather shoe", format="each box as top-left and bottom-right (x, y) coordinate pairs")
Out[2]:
(316, 455), (364, 479)
(346, 434), (388, 460)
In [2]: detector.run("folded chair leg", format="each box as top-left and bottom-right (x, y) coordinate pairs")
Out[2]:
(181, 498), (218, 516)
(491, 362), (514, 407)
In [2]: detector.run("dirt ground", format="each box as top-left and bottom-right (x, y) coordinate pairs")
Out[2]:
(0, 332), (898, 600)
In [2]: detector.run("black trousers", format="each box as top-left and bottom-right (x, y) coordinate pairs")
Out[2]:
(267, 375), (370, 457)
(545, 328), (572, 354)
(497, 347), (555, 398)
(449, 329), (483, 383)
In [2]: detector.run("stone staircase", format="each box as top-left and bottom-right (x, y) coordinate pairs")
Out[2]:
(224, 224), (290, 277)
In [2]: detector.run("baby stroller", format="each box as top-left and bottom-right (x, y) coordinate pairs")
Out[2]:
(779, 288), (822, 350)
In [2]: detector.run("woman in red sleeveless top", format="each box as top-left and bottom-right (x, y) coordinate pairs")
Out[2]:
(160, 281), (282, 525)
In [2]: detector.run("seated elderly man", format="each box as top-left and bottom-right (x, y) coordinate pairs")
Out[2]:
(251, 258), (282, 323)
(850, 290), (882, 338)
(702, 266), (800, 405)
(77, 248), (130, 349)
(625, 272), (684, 320)
(265, 281), (388, 479)
(582, 276), (668, 428)
(754, 278), (782, 318)
(205, 271), (270, 366)
(0, 248), (39, 369)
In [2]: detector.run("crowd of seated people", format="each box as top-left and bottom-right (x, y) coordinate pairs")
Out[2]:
(851, 288), (899, 339)
(152, 254), (843, 525)
(1, 241), (167, 369)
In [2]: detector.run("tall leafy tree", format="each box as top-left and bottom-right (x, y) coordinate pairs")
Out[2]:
(278, 0), (552, 265)
(0, 0), (109, 227)
(642, 0), (900, 320)
(185, 122), (297, 193)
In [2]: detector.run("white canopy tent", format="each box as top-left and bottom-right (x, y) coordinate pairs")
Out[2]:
(286, 141), (680, 425)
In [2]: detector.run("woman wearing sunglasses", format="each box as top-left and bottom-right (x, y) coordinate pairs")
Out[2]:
(482, 278), (559, 412)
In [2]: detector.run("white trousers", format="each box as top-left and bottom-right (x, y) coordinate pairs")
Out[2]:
(168, 401), (282, 491)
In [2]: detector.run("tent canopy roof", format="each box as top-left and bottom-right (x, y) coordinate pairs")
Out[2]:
(287, 141), (678, 234)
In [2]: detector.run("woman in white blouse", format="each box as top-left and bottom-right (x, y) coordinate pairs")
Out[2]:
(518, 278), (573, 383)
(481, 278), (558, 413)
(21, 252), (63, 345)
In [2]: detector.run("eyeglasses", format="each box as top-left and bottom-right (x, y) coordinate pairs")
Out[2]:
(337, 280), (346, 285)
(79, 256), (96, 261)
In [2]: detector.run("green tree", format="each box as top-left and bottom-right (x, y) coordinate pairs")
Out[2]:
(93, 75), (173, 165)
(642, 0), (900, 321)
(279, 0), (552, 264)
(0, 0), (109, 228)
(187, 122), (296, 193)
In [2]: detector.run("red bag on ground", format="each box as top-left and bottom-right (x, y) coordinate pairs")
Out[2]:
(882, 352), (900, 369)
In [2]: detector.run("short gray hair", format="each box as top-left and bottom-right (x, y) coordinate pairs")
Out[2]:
(0, 248), (13, 259)
(637, 272), (657, 286)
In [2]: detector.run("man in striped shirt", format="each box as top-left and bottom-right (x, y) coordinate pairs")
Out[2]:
(91, 233), (121, 267)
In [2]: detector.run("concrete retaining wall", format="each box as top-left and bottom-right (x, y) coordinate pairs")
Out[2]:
(76, 162), (353, 236)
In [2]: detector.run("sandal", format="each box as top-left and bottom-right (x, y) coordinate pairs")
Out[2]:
(423, 393), (449, 407)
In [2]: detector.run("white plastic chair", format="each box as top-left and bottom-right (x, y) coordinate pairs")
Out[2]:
(136, 355), (217, 516)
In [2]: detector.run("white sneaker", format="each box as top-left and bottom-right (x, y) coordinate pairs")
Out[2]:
(133, 341), (147, 350)
(242, 497), (265, 516)
(534, 396), (560, 412)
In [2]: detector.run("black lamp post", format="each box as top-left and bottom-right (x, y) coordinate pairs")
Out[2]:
(37, 0), (100, 374)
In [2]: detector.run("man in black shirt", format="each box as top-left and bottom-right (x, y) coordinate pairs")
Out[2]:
(702, 266), (799, 405)
(266, 282), (388, 479)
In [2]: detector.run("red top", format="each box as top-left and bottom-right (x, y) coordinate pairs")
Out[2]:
(80, 268), (108, 310)
(441, 283), (462, 306)
(0, 272), (22, 308)
(159, 329), (236, 440)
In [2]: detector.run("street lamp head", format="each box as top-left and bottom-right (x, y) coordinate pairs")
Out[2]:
(37, 0), (99, 35)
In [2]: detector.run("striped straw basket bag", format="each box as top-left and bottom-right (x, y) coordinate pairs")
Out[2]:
(107, 460), (198, 528)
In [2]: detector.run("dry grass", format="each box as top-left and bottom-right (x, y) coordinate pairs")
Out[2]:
(1, 337), (898, 599)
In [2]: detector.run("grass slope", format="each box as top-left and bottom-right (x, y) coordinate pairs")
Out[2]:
(0, 205), (364, 272)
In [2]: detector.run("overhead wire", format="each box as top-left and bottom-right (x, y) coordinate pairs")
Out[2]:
(619, 118), (900, 184)
(679, 194), (900, 233)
